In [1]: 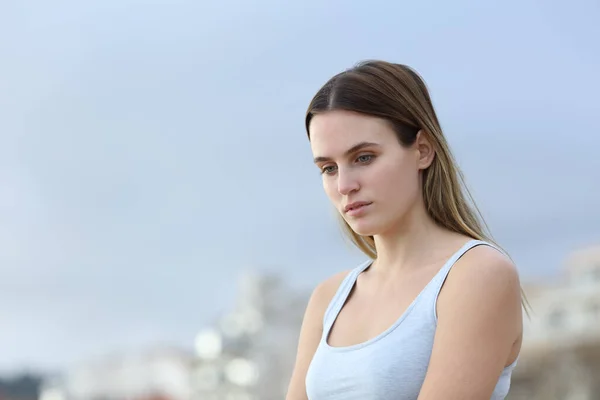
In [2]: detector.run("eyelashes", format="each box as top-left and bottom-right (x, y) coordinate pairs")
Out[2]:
(320, 154), (376, 175)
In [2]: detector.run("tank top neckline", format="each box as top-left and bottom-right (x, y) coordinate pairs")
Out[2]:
(322, 239), (487, 353)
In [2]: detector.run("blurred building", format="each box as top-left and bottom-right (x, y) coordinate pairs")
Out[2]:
(38, 269), (307, 400)
(193, 270), (307, 399)
(508, 244), (600, 400)
(39, 348), (195, 400)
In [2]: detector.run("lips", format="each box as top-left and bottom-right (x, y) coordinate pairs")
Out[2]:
(344, 201), (372, 213)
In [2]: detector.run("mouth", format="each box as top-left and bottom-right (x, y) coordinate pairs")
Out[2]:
(344, 201), (372, 213)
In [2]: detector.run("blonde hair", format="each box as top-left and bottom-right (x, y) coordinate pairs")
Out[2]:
(306, 60), (529, 310)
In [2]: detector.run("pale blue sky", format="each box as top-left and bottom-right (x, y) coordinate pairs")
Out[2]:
(1, 0), (599, 373)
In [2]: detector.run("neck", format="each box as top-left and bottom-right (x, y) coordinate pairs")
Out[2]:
(372, 201), (468, 274)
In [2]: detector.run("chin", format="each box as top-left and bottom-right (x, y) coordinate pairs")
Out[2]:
(345, 219), (383, 237)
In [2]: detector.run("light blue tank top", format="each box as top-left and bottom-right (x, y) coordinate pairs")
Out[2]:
(305, 240), (518, 399)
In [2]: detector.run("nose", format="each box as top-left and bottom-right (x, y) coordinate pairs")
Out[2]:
(337, 168), (360, 196)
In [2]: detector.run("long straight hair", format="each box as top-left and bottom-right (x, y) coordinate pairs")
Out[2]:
(305, 60), (529, 311)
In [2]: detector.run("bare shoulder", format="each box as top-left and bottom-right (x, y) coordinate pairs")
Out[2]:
(309, 268), (353, 311)
(447, 244), (521, 298)
(301, 268), (354, 330)
(438, 242), (522, 331)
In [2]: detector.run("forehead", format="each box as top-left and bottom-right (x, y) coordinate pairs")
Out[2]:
(309, 110), (395, 154)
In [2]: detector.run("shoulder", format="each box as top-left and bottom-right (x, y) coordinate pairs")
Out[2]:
(307, 268), (354, 317)
(438, 242), (522, 328)
(449, 243), (521, 297)
(300, 265), (359, 334)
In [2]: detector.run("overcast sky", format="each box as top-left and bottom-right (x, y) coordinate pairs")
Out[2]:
(1, 0), (599, 374)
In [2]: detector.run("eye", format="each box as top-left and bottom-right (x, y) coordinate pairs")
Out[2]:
(356, 154), (374, 163)
(321, 165), (337, 175)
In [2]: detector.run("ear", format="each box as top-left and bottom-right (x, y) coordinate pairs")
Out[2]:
(415, 130), (435, 170)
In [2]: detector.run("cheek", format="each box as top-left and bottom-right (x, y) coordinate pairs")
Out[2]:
(373, 161), (420, 202)
(322, 177), (340, 202)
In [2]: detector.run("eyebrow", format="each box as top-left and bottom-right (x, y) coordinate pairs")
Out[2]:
(313, 141), (381, 164)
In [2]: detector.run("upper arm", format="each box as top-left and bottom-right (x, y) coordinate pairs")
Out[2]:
(285, 270), (350, 400)
(417, 246), (523, 400)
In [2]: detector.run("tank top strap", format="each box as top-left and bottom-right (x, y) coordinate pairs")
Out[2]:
(322, 259), (373, 335)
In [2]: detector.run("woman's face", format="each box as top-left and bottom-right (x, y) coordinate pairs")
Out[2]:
(309, 110), (431, 237)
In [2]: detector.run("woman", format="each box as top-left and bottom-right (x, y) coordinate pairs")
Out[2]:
(286, 60), (524, 399)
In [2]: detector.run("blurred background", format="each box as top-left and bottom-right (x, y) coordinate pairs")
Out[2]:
(1, 0), (599, 399)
